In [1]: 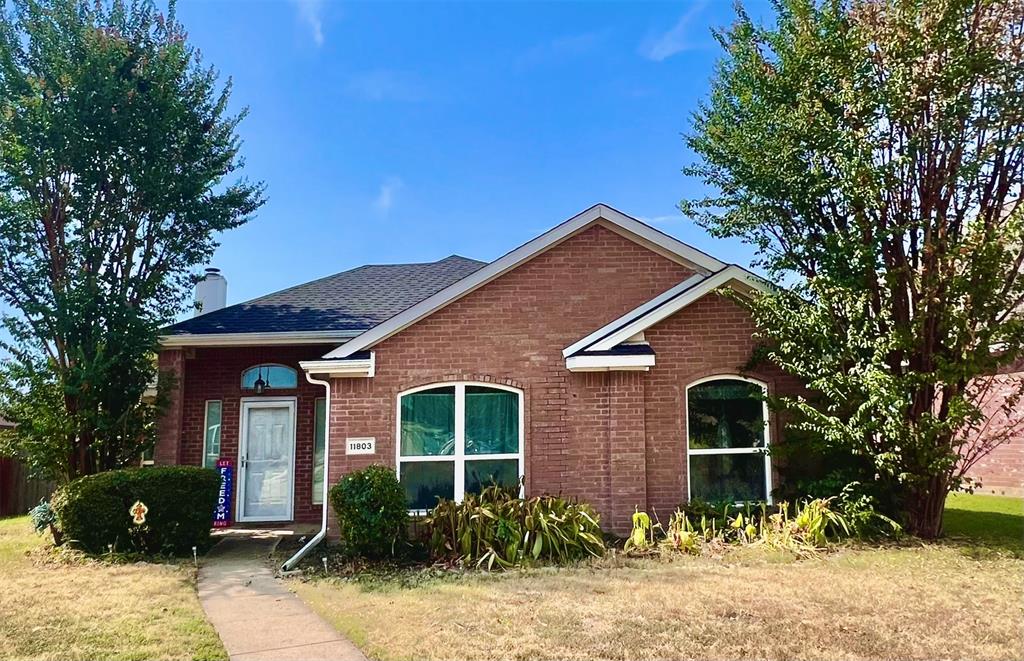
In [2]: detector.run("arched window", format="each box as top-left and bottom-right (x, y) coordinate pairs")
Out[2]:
(396, 382), (524, 511)
(686, 376), (772, 503)
(241, 364), (298, 391)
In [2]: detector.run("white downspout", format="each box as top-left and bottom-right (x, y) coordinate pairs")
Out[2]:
(282, 371), (331, 571)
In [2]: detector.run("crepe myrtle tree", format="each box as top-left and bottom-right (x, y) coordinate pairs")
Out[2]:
(0, 0), (264, 481)
(682, 0), (1024, 537)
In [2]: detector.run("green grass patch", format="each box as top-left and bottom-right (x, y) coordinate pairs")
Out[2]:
(944, 492), (1024, 554)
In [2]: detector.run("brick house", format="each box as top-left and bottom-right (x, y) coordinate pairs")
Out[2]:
(153, 204), (805, 544)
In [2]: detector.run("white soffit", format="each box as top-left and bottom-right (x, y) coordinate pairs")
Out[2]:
(160, 330), (360, 348)
(323, 204), (728, 360)
(299, 352), (375, 378)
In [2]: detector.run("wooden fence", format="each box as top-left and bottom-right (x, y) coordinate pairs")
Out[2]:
(0, 457), (54, 517)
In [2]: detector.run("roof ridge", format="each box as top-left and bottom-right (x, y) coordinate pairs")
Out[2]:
(202, 255), (486, 313)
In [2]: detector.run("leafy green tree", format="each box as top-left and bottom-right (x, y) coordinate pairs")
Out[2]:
(0, 0), (264, 481)
(683, 0), (1024, 537)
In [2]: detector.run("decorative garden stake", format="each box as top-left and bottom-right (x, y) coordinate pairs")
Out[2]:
(192, 546), (198, 567)
(129, 500), (149, 525)
(322, 557), (328, 574)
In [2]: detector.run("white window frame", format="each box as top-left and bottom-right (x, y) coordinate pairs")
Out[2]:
(395, 381), (525, 513)
(202, 399), (223, 470)
(685, 375), (773, 504)
(312, 396), (326, 505)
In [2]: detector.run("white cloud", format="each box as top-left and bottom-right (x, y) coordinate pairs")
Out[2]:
(373, 177), (404, 214)
(517, 31), (606, 69)
(344, 70), (426, 102)
(291, 0), (326, 47)
(639, 1), (707, 62)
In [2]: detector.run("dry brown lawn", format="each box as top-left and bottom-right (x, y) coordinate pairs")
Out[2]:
(0, 515), (225, 661)
(292, 545), (1024, 661)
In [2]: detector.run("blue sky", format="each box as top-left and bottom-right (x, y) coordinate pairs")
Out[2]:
(175, 0), (774, 307)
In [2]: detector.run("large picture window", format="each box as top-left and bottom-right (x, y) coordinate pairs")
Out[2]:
(397, 383), (523, 510)
(686, 376), (771, 503)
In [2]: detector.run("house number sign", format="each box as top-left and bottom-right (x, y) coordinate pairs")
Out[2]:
(346, 437), (376, 455)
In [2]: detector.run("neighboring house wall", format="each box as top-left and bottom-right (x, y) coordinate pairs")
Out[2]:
(965, 361), (1024, 497)
(324, 225), (800, 532)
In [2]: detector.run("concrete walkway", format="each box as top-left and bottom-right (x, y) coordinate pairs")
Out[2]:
(198, 533), (367, 661)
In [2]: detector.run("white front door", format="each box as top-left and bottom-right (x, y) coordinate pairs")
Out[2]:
(238, 398), (296, 522)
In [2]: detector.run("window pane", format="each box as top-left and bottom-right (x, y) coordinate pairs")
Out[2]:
(401, 461), (455, 510)
(465, 387), (519, 455)
(465, 459), (519, 495)
(688, 379), (765, 449)
(312, 398), (326, 504)
(690, 453), (767, 502)
(241, 365), (298, 389)
(203, 401), (222, 469)
(400, 387), (455, 456)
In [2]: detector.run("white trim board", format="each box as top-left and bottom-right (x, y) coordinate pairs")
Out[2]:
(160, 330), (360, 348)
(565, 353), (657, 372)
(323, 204), (728, 360)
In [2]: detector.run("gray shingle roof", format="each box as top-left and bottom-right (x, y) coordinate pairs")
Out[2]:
(164, 255), (486, 335)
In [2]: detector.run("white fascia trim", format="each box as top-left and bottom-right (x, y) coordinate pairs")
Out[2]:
(324, 204), (727, 360)
(562, 273), (708, 358)
(589, 266), (770, 352)
(565, 353), (657, 372)
(300, 352), (375, 378)
(159, 330), (360, 347)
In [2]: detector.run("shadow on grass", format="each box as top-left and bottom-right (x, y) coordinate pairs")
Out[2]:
(943, 507), (1024, 557)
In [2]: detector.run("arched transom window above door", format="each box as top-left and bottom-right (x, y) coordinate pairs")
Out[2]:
(396, 382), (524, 511)
(241, 364), (298, 391)
(686, 376), (772, 504)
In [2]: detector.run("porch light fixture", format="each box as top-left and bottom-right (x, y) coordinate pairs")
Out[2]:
(253, 365), (268, 394)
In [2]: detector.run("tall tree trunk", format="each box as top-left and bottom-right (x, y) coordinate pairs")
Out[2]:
(904, 474), (948, 538)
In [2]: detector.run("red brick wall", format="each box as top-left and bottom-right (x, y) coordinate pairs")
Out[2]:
(324, 223), (801, 533)
(155, 349), (185, 465)
(965, 366), (1024, 497)
(156, 344), (335, 523)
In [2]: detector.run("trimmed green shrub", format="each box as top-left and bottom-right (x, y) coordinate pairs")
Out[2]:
(426, 484), (606, 569)
(51, 466), (219, 555)
(329, 465), (409, 558)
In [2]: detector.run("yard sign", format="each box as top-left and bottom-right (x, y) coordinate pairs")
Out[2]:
(213, 459), (234, 528)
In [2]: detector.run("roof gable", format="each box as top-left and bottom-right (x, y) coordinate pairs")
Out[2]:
(322, 204), (729, 359)
(562, 265), (772, 368)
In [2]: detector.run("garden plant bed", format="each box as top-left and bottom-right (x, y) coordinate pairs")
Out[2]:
(285, 494), (1024, 661)
(0, 516), (225, 661)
